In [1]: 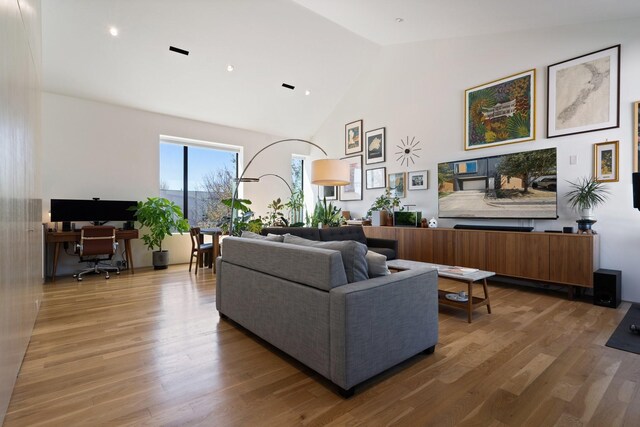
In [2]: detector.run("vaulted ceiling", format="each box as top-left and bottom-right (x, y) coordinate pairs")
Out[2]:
(42, 0), (640, 138)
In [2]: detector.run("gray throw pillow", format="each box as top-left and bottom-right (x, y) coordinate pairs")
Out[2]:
(283, 234), (368, 283)
(366, 250), (391, 277)
(241, 231), (284, 242)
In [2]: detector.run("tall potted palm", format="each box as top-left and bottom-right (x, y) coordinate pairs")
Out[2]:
(565, 176), (609, 221)
(132, 197), (190, 269)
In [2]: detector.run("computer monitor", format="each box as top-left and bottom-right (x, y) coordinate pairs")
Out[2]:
(50, 199), (137, 223)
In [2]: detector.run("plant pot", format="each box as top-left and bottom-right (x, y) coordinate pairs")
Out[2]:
(153, 250), (169, 270)
(580, 208), (595, 220)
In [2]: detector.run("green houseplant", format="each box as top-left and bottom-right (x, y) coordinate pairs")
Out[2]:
(132, 197), (190, 269)
(367, 188), (401, 226)
(565, 176), (609, 220)
(220, 197), (263, 236)
(311, 197), (342, 227)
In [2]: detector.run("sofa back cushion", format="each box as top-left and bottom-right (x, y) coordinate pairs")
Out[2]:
(221, 237), (348, 291)
(261, 227), (320, 240)
(283, 234), (369, 283)
(319, 226), (367, 245)
(241, 230), (284, 242)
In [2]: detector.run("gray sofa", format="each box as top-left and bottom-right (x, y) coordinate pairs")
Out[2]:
(261, 225), (398, 260)
(216, 237), (438, 396)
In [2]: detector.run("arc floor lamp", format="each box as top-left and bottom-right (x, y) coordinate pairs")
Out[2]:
(228, 139), (350, 235)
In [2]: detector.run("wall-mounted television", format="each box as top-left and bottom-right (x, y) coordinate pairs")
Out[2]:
(51, 199), (137, 222)
(437, 147), (557, 219)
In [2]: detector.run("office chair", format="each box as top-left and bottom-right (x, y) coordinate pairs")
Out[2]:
(73, 226), (120, 281)
(189, 227), (214, 274)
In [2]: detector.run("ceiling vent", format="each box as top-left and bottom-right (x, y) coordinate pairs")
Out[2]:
(282, 83), (295, 90)
(169, 46), (189, 56)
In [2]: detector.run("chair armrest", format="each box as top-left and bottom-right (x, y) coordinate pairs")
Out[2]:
(329, 268), (438, 389)
(366, 237), (398, 252)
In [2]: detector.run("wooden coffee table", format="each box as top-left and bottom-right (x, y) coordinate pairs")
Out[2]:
(387, 259), (494, 323)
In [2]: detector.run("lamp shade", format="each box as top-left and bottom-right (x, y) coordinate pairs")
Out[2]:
(311, 159), (350, 186)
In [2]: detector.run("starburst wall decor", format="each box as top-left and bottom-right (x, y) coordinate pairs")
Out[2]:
(395, 136), (421, 167)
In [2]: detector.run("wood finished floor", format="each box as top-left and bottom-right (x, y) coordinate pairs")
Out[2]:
(4, 266), (640, 426)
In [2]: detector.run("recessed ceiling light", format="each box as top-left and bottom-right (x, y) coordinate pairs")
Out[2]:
(109, 26), (119, 36)
(226, 65), (234, 72)
(305, 90), (311, 96)
(395, 18), (404, 23)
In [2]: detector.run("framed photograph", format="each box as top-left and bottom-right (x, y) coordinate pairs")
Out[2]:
(345, 120), (363, 155)
(365, 127), (385, 164)
(322, 186), (337, 200)
(408, 170), (428, 190)
(388, 172), (406, 198)
(594, 141), (619, 182)
(547, 45), (620, 138)
(366, 167), (386, 189)
(339, 155), (363, 201)
(465, 69), (535, 150)
(634, 101), (640, 172)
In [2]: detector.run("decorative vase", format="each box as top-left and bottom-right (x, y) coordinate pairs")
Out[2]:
(153, 250), (169, 270)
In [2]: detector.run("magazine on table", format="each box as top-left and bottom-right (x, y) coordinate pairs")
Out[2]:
(440, 266), (479, 276)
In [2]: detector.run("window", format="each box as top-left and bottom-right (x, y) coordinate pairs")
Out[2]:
(290, 156), (305, 225)
(159, 138), (238, 227)
(291, 156), (304, 193)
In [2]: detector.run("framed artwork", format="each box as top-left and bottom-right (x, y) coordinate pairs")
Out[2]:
(322, 186), (337, 200)
(408, 170), (428, 190)
(465, 69), (535, 150)
(634, 101), (640, 172)
(366, 167), (386, 189)
(388, 172), (406, 198)
(594, 140), (619, 182)
(547, 45), (620, 138)
(345, 120), (363, 155)
(339, 155), (362, 201)
(365, 127), (385, 164)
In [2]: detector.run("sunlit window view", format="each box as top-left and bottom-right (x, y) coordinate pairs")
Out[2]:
(159, 140), (238, 227)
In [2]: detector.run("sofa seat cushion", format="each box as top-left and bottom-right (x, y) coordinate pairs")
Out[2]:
(283, 234), (369, 283)
(369, 247), (396, 260)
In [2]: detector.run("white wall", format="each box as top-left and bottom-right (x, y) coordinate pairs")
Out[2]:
(42, 93), (306, 274)
(313, 18), (640, 302)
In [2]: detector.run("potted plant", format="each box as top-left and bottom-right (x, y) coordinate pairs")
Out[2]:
(132, 197), (190, 269)
(311, 197), (342, 227)
(367, 188), (401, 226)
(220, 197), (263, 236)
(565, 176), (609, 221)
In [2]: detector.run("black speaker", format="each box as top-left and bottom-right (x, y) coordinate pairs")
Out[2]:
(593, 269), (621, 308)
(633, 172), (640, 210)
(123, 220), (135, 230)
(62, 221), (71, 232)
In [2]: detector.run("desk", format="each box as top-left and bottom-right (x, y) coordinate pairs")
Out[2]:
(199, 228), (222, 270)
(46, 229), (139, 281)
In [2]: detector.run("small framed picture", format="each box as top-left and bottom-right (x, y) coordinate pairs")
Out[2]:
(593, 140), (619, 182)
(365, 127), (385, 164)
(388, 172), (406, 198)
(339, 155), (363, 201)
(345, 120), (363, 155)
(366, 167), (386, 189)
(408, 170), (428, 190)
(322, 186), (337, 200)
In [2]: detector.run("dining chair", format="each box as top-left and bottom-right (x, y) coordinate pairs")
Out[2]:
(189, 227), (213, 274)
